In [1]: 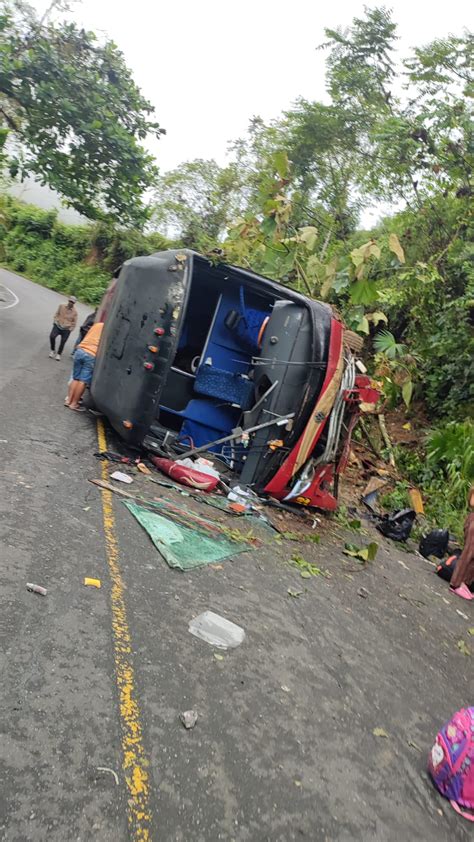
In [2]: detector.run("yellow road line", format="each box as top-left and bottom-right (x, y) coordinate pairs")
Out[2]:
(96, 418), (152, 841)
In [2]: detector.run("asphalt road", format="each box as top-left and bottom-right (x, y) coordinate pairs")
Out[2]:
(0, 267), (472, 842)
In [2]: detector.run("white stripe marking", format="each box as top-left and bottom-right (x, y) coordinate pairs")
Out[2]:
(0, 284), (19, 310)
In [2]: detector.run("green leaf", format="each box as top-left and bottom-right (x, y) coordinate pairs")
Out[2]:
(457, 639), (471, 656)
(298, 226), (318, 252)
(468, 628), (474, 636)
(332, 272), (350, 294)
(260, 216), (277, 238)
(373, 330), (407, 360)
(300, 570), (312, 579)
(356, 315), (370, 334)
(366, 311), (388, 325)
(366, 542), (379, 561)
(389, 233), (405, 263)
(320, 257), (338, 298)
(350, 240), (380, 267)
(344, 541), (378, 562)
(349, 278), (378, 306)
(273, 150), (289, 179)
(402, 379), (413, 407)
(373, 727), (389, 738)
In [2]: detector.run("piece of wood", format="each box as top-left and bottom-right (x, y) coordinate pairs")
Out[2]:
(89, 477), (136, 498)
(378, 413), (396, 467)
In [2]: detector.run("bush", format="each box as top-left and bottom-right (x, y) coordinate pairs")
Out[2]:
(0, 196), (172, 304)
(381, 420), (474, 540)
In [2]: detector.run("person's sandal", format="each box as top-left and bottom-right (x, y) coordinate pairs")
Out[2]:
(68, 404), (86, 413)
(449, 583), (473, 601)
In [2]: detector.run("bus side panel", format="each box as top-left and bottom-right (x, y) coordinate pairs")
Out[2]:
(91, 254), (189, 445)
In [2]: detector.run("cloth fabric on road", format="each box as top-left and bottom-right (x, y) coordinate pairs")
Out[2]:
(124, 500), (248, 570)
(72, 347), (96, 385)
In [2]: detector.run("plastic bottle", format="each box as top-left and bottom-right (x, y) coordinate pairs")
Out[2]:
(26, 583), (47, 596)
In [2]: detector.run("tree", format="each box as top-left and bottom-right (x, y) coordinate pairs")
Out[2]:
(367, 33), (473, 204)
(0, 0), (165, 224)
(151, 158), (243, 249)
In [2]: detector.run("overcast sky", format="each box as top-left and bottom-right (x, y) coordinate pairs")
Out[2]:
(30, 0), (470, 174)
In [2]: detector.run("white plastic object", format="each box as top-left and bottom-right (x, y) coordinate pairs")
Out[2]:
(188, 611), (245, 650)
(110, 470), (133, 484)
(176, 458), (219, 479)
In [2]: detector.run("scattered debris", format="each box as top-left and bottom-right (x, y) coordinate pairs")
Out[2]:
(124, 501), (253, 570)
(96, 767), (119, 785)
(288, 553), (330, 579)
(469, 628), (474, 636)
(281, 685), (291, 693)
(457, 639), (471, 656)
(419, 529), (449, 559)
(435, 552), (461, 582)
(408, 488), (424, 514)
(83, 506), (91, 512)
(294, 780), (302, 787)
(136, 462), (151, 475)
(398, 592), (426, 607)
(189, 611), (245, 650)
(180, 710), (198, 730)
(373, 727), (389, 738)
(456, 609), (469, 620)
(397, 559), (409, 570)
(376, 509), (416, 542)
(362, 476), (388, 499)
(229, 502), (246, 514)
(287, 588), (303, 598)
(357, 587), (370, 599)
(344, 542), (379, 563)
(89, 478), (135, 499)
(95, 450), (133, 464)
(84, 578), (101, 588)
(407, 740), (422, 752)
(227, 485), (256, 511)
(110, 470), (133, 484)
(26, 583), (47, 596)
(150, 456), (219, 492)
(213, 653), (224, 661)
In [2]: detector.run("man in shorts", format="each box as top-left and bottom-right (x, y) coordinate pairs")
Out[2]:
(65, 322), (104, 412)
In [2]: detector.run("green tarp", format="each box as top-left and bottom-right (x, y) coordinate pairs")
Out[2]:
(123, 501), (250, 571)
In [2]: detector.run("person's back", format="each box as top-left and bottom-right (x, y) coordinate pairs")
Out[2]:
(78, 322), (103, 357)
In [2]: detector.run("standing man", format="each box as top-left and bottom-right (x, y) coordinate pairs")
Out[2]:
(49, 296), (78, 360)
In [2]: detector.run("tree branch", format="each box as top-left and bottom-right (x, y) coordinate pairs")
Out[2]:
(0, 107), (20, 132)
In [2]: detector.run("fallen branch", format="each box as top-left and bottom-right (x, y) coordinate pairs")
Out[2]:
(377, 414), (396, 467)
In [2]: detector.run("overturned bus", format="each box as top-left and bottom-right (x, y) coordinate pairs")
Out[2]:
(92, 250), (378, 510)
